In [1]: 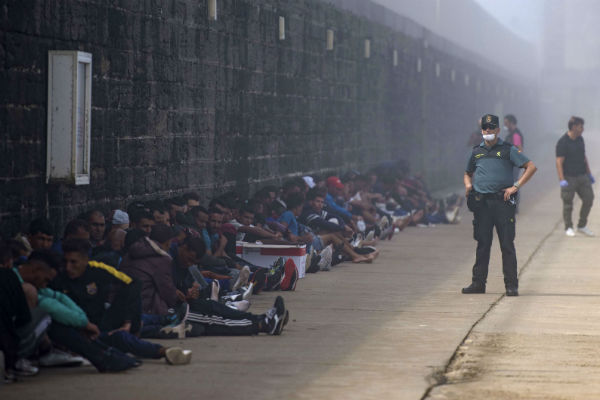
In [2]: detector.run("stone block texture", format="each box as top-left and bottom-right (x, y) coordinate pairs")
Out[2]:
(0, 0), (538, 237)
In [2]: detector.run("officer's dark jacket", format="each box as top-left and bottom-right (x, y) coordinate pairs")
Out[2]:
(52, 261), (137, 326)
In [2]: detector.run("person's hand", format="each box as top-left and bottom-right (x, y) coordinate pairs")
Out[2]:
(176, 289), (186, 302)
(84, 322), (100, 340)
(274, 231), (283, 239)
(560, 180), (569, 188)
(589, 175), (595, 184)
(186, 282), (200, 300)
(465, 184), (473, 197)
(108, 321), (131, 336)
(503, 186), (518, 201)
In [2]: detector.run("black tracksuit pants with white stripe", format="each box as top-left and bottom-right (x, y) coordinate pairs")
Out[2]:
(186, 298), (261, 335)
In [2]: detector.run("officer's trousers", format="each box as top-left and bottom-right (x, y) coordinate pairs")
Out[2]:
(471, 196), (518, 288)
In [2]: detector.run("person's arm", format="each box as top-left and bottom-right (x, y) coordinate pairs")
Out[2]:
(37, 288), (89, 328)
(237, 225), (282, 240)
(464, 172), (473, 197)
(585, 157), (592, 175)
(153, 260), (179, 309)
(556, 157), (566, 181)
(504, 161), (537, 201)
(213, 235), (227, 257)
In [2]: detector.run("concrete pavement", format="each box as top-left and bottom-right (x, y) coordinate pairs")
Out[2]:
(3, 153), (600, 399)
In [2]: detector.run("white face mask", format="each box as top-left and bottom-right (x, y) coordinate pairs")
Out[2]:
(482, 134), (496, 141)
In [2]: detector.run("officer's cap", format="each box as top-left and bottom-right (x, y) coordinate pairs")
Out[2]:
(481, 114), (499, 128)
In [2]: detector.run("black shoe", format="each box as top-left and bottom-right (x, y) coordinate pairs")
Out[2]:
(506, 287), (519, 296)
(306, 254), (321, 273)
(461, 283), (486, 294)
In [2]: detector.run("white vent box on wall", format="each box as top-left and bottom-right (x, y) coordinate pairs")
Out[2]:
(46, 51), (92, 185)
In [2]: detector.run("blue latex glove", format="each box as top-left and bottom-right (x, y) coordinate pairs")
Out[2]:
(590, 174), (596, 184)
(560, 180), (569, 188)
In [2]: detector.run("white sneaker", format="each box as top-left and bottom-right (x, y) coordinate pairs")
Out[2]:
(565, 228), (576, 237)
(225, 300), (250, 312)
(39, 349), (84, 367)
(232, 266), (251, 291)
(318, 245), (333, 271)
(165, 347), (192, 365)
(577, 226), (595, 237)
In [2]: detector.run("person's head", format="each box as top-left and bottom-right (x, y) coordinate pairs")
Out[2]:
(131, 210), (155, 235)
(18, 257), (57, 289)
(123, 229), (147, 254)
(111, 209), (130, 230)
(282, 178), (304, 198)
(165, 198), (186, 220)
(480, 114), (500, 141)
(107, 228), (127, 252)
(326, 176), (344, 197)
(148, 201), (171, 226)
(209, 198), (232, 222)
(63, 219), (91, 241)
(62, 238), (91, 279)
(568, 116), (585, 136)
(8, 239), (29, 260)
(86, 210), (106, 243)
(207, 208), (223, 233)
(286, 192), (306, 216)
(189, 206), (209, 230)
(503, 114), (517, 132)
(254, 187), (277, 206)
(306, 188), (326, 213)
(150, 224), (176, 251)
(177, 236), (206, 267)
(238, 206), (255, 226)
(183, 192), (201, 208)
(27, 218), (54, 251)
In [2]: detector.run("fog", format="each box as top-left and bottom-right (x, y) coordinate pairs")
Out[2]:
(332, 0), (600, 138)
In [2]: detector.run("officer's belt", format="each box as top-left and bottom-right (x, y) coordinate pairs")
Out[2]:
(472, 191), (506, 200)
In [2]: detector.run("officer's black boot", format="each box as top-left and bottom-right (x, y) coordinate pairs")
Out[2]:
(505, 287), (519, 296)
(461, 282), (486, 294)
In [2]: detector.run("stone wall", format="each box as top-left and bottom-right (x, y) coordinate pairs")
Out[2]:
(0, 0), (538, 237)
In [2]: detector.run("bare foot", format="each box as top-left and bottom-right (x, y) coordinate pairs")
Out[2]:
(353, 256), (372, 264)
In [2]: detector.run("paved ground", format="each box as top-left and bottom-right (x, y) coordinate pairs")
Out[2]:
(3, 140), (600, 399)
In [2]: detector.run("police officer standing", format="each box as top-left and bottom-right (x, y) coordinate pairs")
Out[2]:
(462, 114), (537, 296)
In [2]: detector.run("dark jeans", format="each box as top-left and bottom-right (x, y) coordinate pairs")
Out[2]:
(561, 174), (594, 229)
(187, 298), (261, 336)
(99, 331), (162, 359)
(140, 314), (168, 338)
(471, 195), (518, 288)
(48, 322), (111, 371)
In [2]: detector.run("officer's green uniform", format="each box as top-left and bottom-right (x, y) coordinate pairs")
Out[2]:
(466, 137), (530, 290)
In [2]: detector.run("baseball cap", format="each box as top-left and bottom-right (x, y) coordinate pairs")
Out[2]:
(481, 114), (499, 128)
(326, 176), (344, 189)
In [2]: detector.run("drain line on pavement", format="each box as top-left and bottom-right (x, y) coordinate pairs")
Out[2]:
(419, 219), (561, 400)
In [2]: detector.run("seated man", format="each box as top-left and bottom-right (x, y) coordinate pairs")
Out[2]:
(52, 239), (191, 365)
(14, 217), (55, 258)
(15, 251), (140, 373)
(232, 205), (286, 243)
(171, 236), (289, 336)
(300, 189), (375, 264)
(130, 210), (156, 236)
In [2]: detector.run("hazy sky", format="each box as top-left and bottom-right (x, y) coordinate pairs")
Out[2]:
(473, 0), (544, 43)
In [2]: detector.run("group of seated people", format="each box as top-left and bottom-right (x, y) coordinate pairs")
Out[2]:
(0, 159), (461, 382)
